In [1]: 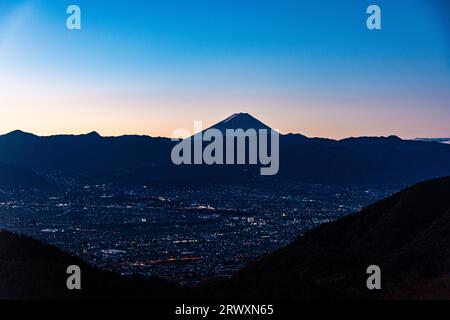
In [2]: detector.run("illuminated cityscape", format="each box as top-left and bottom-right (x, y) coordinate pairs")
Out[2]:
(0, 180), (399, 285)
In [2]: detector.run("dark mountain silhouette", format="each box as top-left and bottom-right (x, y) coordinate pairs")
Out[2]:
(0, 130), (173, 181)
(1, 113), (450, 186)
(2, 129), (37, 141)
(0, 162), (49, 188)
(1, 176), (449, 299)
(416, 137), (450, 144)
(206, 112), (272, 134)
(198, 176), (450, 300)
(278, 135), (450, 184)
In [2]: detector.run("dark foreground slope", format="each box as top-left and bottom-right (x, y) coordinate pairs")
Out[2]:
(0, 231), (182, 300)
(198, 176), (450, 300)
(1, 177), (449, 300)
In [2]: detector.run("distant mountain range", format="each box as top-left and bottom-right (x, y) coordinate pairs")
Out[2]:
(1, 176), (449, 299)
(1, 113), (450, 187)
(415, 137), (450, 144)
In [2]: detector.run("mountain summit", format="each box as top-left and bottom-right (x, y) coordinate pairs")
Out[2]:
(2, 130), (37, 140)
(208, 113), (273, 133)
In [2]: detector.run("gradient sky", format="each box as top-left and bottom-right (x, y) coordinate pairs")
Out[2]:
(0, 0), (449, 139)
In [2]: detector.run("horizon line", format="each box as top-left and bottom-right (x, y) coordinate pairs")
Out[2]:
(3, 128), (448, 143)
(2, 112), (449, 142)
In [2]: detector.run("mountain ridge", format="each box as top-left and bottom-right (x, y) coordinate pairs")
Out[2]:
(1, 113), (450, 186)
(206, 112), (273, 133)
(2, 110), (444, 145)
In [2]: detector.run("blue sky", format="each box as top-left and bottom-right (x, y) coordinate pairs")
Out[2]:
(0, 0), (449, 138)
